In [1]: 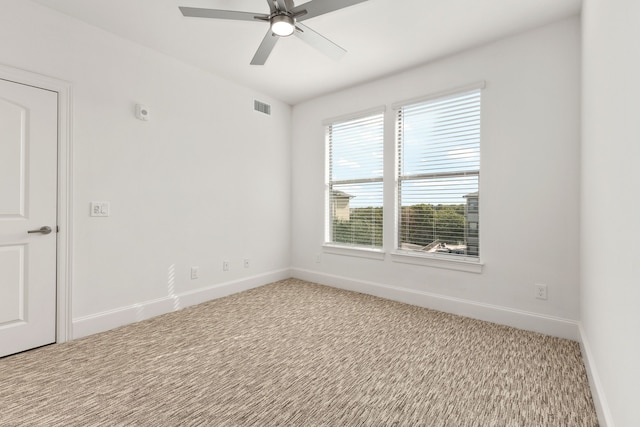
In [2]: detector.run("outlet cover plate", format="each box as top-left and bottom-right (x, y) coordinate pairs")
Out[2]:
(535, 284), (548, 300)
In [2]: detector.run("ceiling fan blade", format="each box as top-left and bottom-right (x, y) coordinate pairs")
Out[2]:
(251, 31), (280, 65)
(294, 23), (346, 61)
(179, 7), (267, 22)
(292, 0), (369, 22)
(266, 0), (276, 14)
(275, 0), (289, 12)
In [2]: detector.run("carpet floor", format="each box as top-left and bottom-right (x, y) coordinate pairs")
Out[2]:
(0, 278), (598, 426)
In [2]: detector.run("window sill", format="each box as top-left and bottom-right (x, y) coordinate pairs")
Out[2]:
(390, 251), (483, 273)
(322, 244), (386, 260)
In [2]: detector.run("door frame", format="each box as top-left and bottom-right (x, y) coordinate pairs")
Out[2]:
(0, 63), (72, 344)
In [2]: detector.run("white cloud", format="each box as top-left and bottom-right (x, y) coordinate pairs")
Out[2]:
(337, 158), (360, 168)
(447, 148), (478, 160)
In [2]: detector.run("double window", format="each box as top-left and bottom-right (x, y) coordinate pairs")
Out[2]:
(325, 85), (482, 262)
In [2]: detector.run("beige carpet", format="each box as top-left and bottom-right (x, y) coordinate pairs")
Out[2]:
(0, 278), (597, 426)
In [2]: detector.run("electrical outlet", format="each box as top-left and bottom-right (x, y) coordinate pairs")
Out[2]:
(223, 261), (230, 272)
(243, 259), (250, 269)
(315, 254), (321, 263)
(190, 266), (199, 280)
(535, 284), (548, 300)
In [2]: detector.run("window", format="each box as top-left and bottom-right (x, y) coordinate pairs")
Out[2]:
(396, 89), (481, 259)
(326, 110), (384, 248)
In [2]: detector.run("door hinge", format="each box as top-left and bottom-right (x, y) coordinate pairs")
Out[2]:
(56, 225), (59, 233)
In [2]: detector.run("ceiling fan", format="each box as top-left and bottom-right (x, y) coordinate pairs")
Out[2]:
(179, 0), (369, 65)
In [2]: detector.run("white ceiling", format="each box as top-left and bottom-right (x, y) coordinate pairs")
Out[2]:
(31, 0), (581, 105)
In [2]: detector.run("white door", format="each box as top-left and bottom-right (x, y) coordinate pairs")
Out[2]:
(0, 78), (58, 358)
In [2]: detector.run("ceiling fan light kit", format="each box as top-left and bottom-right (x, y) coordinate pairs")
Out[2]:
(179, 0), (369, 65)
(271, 15), (295, 37)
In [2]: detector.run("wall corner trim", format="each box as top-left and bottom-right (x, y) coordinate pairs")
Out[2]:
(72, 268), (291, 339)
(578, 323), (615, 427)
(291, 268), (580, 340)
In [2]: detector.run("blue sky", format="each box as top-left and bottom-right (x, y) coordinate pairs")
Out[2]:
(330, 91), (480, 208)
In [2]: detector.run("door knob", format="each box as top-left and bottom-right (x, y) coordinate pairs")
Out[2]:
(27, 226), (52, 235)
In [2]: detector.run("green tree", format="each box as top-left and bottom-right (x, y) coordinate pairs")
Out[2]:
(333, 203), (466, 248)
(434, 208), (465, 244)
(400, 204), (435, 246)
(332, 206), (383, 247)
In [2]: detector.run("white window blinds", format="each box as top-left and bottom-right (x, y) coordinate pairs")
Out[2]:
(396, 89), (481, 258)
(326, 111), (384, 248)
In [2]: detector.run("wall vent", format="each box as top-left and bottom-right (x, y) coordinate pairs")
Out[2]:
(254, 100), (271, 115)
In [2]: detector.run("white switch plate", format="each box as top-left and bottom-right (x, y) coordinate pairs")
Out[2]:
(90, 201), (110, 217)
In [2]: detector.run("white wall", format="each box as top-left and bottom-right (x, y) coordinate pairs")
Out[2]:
(0, 1), (291, 330)
(2, 3), (633, 422)
(291, 18), (581, 337)
(582, 0), (640, 425)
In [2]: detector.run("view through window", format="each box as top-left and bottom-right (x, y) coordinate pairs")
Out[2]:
(396, 89), (481, 258)
(326, 111), (384, 248)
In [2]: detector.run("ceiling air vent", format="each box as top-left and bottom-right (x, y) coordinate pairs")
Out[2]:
(254, 100), (271, 116)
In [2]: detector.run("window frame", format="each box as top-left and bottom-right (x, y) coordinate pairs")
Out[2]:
(320, 83), (486, 273)
(392, 82), (485, 270)
(323, 107), (386, 252)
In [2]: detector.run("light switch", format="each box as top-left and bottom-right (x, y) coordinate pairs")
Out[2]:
(90, 201), (110, 217)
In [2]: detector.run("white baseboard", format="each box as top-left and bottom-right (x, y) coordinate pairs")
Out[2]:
(291, 268), (580, 341)
(72, 268), (291, 339)
(578, 323), (614, 427)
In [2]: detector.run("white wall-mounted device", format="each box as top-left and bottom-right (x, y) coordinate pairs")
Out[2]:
(90, 201), (110, 217)
(135, 104), (150, 121)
